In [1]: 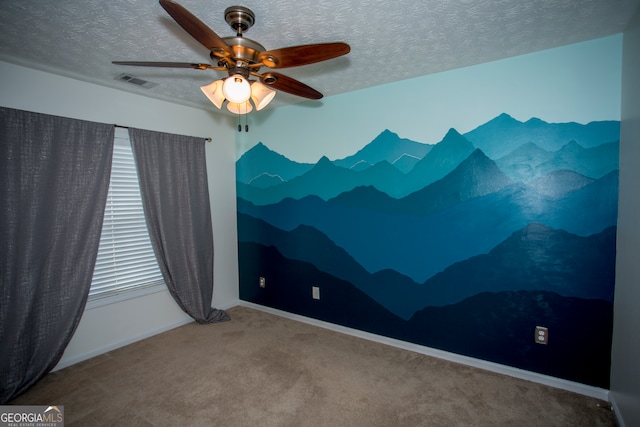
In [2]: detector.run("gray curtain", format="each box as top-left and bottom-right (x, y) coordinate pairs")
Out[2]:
(129, 128), (229, 324)
(0, 108), (114, 404)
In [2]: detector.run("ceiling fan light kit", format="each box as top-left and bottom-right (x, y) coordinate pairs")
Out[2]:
(112, 0), (350, 118)
(250, 81), (277, 110)
(222, 74), (251, 103)
(226, 101), (253, 114)
(200, 80), (225, 109)
(200, 75), (274, 111)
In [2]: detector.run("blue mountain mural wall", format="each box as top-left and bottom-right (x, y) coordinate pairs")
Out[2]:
(236, 111), (619, 389)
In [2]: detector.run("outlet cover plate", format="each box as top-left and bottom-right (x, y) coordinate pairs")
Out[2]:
(535, 326), (548, 345)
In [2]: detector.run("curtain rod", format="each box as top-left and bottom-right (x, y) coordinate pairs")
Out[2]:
(114, 125), (212, 142)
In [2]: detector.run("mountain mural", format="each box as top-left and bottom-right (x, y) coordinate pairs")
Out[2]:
(407, 290), (613, 389)
(419, 223), (616, 306)
(495, 140), (619, 183)
(236, 155), (408, 205)
(523, 170), (594, 199)
(237, 162), (617, 283)
(238, 241), (613, 388)
(333, 129), (432, 173)
(238, 212), (615, 319)
(237, 212), (426, 319)
(463, 113), (620, 158)
(237, 124), (619, 207)
(236, 128), (478, 205)
(236, 114), (619, 190)
(235, 142), (314, 186)
(236, 113), (619, 388)
(329, 149), (512, 216)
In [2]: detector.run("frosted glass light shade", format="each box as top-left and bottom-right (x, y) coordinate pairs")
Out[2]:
(226, 101), (253, 114)
(222, 74), (251, 104)
(200, 80), (225, 109)
(250, 81), (276, 111)
(201, 76), (272, 113)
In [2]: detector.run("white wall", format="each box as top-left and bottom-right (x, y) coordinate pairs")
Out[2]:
(0, 60), (239, 369)
(610, 7), (640, 427)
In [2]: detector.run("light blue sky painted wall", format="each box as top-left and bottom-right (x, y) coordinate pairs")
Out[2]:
(236, 34), (622, 163)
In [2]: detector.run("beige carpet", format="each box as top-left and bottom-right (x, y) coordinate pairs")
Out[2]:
(11, 306), (615, 426)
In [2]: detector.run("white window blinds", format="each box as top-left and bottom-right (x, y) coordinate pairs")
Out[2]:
(89, 128), (164, 300)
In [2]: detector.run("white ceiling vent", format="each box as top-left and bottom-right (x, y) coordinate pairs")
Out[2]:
(115, 73), (158, 89)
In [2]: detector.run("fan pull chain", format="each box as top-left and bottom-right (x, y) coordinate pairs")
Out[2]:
(242, 101), (249, 132)
(236, 104), (250, 132)
(245, 102), (249, 131)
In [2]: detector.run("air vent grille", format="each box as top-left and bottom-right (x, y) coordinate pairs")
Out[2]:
(115, 73), (158, 89)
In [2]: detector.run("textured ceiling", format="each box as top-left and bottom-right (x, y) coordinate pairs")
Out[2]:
(1, 0), (639, 114)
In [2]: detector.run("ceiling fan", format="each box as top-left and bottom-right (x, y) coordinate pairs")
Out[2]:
(113, 0), (350, 114)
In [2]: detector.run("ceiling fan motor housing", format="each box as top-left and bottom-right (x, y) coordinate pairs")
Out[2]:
(215, 36), (266, 64)
(225, 6), (255, 33)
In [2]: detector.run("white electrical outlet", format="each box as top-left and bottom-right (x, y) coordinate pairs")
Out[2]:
(312, 286), (320, 300)
(535, 326), (548, 345)
(259, 277), (266, 288)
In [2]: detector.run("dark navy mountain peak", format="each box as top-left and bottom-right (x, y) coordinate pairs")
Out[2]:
(236, 212), (426, 319)
(420, 223), (616, 307)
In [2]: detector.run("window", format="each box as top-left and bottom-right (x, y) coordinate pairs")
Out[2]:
(89, 127), (164, 303)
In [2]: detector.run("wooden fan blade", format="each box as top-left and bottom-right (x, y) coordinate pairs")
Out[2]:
(159, 0), (232, 57)
(112, 61), (216, 70)
(258, 42), (350, 68)
(260, 72), (323, 100)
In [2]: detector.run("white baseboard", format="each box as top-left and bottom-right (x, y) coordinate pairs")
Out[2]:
(239, 301), (610, 402)
(54, 300), (238, 372)
(609, 393), (626, 427)
(53, 317), (194, 372)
